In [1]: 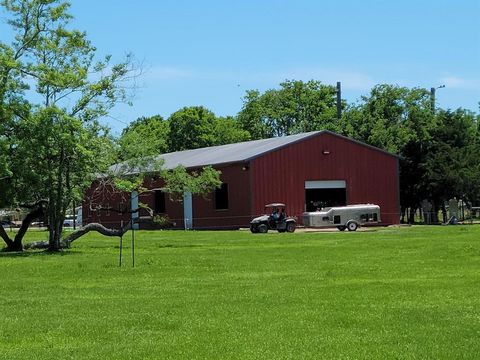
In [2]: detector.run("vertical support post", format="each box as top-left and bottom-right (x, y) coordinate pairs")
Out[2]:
(119, 220), (123, 267)
(130, 191), (138, 267)
(336, 81), (342, 119)
(430, 87), (436, 114)
(131, 216), (135, 268)
(183, 191), (193, 230)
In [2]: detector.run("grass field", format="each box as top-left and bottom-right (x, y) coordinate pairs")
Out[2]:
(1, 226), (479, 359)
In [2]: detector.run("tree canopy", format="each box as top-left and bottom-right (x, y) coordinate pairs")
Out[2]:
(343, 85), (480, 222)
(237, 80), (342, 139)
(167, 106), (218, 152)
(0, 0), (132, 250)
(117, 115), (170, 160)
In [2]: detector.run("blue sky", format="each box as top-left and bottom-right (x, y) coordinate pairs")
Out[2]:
(2, 0), (480, 134)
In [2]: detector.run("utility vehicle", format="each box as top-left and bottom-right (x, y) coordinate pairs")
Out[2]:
(250, 203), (296, 233)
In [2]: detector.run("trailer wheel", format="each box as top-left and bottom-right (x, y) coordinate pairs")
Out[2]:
(258, 224), (268, 233)
(337, 226), (346, 231)
(346, 221), (358, 231)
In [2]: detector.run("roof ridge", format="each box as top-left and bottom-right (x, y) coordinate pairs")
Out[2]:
(157, 131), (321, 157)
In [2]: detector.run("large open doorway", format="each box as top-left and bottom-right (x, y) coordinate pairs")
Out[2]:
(305, 180), (346, 211)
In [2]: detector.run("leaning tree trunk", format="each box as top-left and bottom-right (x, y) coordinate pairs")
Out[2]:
(0, 225), (19, 251)
(25, 222), (133, 250)
(0, 203), (45, 252)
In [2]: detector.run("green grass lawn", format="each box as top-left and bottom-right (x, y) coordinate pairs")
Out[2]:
(1, 226), (479, 359)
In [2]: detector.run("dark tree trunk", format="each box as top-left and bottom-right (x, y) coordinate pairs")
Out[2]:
(0, 203), (45, 251)
(0, 225), (16, 250)
(431, 203), (439, 224)
(441, 203), (447, 224)
(408, 207), (416, 224)
(48, 218), (63, 251)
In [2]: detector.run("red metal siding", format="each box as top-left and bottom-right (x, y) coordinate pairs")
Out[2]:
(140, 165), (251, 229)
(139, 177), (184, 229)
(83, 164), (251, 230)
(192, 163), (251, 229)
(82, 182), (131, 229)
(250, 133), (400, 224)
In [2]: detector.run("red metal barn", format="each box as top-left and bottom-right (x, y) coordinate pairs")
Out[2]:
(82, 131), (400, 229)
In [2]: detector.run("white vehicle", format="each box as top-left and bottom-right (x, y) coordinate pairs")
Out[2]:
(302, 204), (381, 231)
(63, 207), (82, 228)
(63, 217), (75, 227)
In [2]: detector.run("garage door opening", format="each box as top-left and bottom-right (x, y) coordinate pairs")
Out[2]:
(305, 180), (346, 212)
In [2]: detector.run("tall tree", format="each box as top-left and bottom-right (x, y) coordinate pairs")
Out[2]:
(343, 84), (434, 222)
(424, 109), (480, 215)
(167, 106), (217, 151)
(0, 0), (133, 251)
(0, 1), (222, 252)
(237, 80), (342, 139)
(118, 115), (169, 160)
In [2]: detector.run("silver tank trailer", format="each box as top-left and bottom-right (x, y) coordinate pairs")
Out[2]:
(303, 204), (381, 231)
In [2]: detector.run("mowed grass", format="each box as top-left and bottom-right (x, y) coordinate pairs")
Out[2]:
(1, 226), (479, 359)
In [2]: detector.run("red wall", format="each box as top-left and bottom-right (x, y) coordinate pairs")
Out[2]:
(250, 133), (400, 224)
(139, 164), (251, 229)
(82, 182), (131, 229)
(83, 163), (252, 230)
(192, 163), (251, 229)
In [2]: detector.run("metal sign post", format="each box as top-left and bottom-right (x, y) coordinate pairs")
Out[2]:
(119, 235), (123, 267)
(131, 217), (135, 268)
(119, 220), (123, 267)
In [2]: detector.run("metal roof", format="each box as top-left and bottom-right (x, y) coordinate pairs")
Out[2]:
(159, 131), (321, 169)
(110, 131), (321, 174)
(109, 130), (398, 175)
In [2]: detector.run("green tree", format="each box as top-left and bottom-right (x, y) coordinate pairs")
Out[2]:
(213, 116), (250, 145)
(167, 106), (217, 151)
(423, 109), (480, 218)
(237, 80), (342, 139)
(118, 115), (170, 160)
(0, 1), (223, 252)
(0, 0), (133, 251)
(343, 84), (434, 222)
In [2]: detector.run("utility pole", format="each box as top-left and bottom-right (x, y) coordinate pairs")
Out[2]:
(336, 81), (342, 119)
(430, 87), (436, 113)
(430, 85), (445, 113)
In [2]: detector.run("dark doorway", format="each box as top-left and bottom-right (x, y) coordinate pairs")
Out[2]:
(305, 188), (346, 211)
(155, 190), (166, 213)
(214, 183), (229, 210)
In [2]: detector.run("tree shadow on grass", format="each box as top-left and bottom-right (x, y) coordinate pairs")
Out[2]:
(0, 248), (82, 257)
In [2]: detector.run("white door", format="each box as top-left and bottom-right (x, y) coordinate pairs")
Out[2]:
(183, 191), (193, 230)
